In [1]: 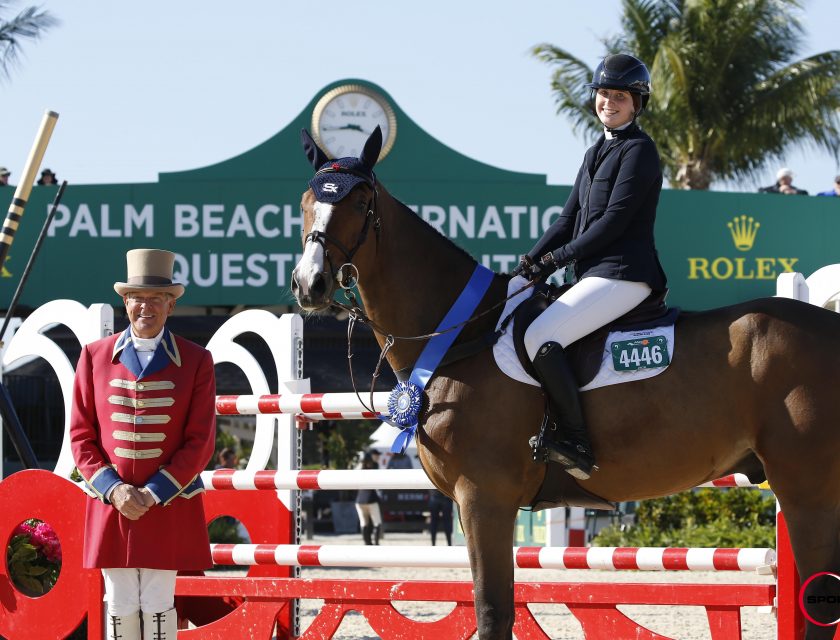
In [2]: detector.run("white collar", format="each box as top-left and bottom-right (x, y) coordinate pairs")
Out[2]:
(130, 327), (164, 352)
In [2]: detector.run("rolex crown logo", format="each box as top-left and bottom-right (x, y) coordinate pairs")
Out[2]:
(727, 215), (760, 252)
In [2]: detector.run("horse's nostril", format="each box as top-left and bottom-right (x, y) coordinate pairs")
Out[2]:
(311, 272), (326, 298)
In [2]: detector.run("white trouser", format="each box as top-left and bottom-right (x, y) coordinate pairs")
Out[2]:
(101, 568), (178, 616)
(355, 502), (383, 527)
(524, 276), (652, 360)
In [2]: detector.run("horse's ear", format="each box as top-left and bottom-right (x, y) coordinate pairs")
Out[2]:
(301, 129), (329, 170)
(359, 126), (383, 170)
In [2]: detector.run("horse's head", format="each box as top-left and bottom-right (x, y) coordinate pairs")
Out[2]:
(291, 126), (383, 311)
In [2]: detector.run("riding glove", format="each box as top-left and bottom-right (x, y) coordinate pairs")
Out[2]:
(512, 253), (560, 281)
(511, 255), (535, 278)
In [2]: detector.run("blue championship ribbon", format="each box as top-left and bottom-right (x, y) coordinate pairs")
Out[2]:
(388, 264), (495, 453)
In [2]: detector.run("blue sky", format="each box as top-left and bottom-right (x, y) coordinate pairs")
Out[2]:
(1, 0), (837, 195)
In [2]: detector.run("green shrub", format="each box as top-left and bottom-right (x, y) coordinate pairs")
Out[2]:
(592, 489), (776, 549)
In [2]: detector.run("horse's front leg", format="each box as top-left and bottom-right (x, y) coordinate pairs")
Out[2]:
(459, 494), (519, 639)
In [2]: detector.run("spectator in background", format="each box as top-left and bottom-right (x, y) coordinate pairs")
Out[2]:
(214, 447), (238, 470)
(355, 453), (382, 545)
(367, 448), (382, 468)
(428, 490), (454, 546)
(759, 168), (808, 195)
(37, 168), (57, 185)
(817, 176), (840, 197)
(0, 167), (11, 186)
(386, 451), (413, 470)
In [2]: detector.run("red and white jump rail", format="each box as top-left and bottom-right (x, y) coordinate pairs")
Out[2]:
(215, 392), (390, 420)
(697, 473), (766, 489)
(201, 468), (435, 491)
(200, 468), (766, 492)
(210, 543), (775, 572)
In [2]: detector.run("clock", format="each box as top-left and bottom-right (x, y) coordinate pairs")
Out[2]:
(311, 84), (397, 161)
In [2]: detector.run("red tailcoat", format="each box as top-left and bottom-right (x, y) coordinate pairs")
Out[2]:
(70, 328), (216, 570)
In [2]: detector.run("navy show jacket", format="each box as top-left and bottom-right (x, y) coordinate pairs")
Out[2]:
(527, 124), (667, 292)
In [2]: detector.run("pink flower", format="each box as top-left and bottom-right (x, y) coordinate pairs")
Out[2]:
(12, 522), (35, 537)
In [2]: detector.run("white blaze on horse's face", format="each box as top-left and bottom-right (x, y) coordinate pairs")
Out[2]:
(292, 200), (334, 308)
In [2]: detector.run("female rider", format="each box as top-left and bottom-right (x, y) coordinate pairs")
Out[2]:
(514, 54), (668, 480)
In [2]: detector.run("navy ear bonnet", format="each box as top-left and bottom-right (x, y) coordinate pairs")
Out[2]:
(309, 158), (376, 204)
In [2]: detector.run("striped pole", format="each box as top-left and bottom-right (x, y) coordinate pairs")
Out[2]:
(696, 474), (763, 489)
(202, 468), (433, 490)
(216, 392), (389, 419)
(697, 473), (771, 489)
(201, 469), (765, 492)
(0, 111), (59, 269)
(210, 543), (775, 572)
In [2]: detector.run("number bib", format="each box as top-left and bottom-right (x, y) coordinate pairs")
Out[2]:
(611, 335), (670, 372)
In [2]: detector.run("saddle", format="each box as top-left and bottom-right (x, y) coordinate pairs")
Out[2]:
(509, 283), (677, 512)
(511, 284), (676, 388)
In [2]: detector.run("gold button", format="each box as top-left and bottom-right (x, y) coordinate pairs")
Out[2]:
(137, 383), (145, 390)
(137, 400), (145, 407)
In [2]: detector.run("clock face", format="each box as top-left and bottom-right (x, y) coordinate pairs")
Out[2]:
(311, 85), (397, 161)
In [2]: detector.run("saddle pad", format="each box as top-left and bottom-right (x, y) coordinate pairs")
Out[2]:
(493, 276), (541, 386)
(493, 277), (674, 392)
(578, 324), (674, 391)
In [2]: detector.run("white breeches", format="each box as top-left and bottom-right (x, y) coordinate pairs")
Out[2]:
(101, 568), (178, 616)
(355, 502), (383, 527)
(524, 276), (652, 360)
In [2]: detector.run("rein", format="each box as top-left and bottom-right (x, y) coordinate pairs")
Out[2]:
(332, 275), (536, 418)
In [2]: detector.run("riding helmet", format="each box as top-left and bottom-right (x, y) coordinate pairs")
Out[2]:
(586, 54), (651, 112)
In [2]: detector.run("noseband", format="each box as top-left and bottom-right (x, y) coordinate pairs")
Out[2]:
(304, 165), (380, 289)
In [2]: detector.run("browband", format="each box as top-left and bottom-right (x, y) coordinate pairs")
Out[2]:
(314, 165), (376, 187)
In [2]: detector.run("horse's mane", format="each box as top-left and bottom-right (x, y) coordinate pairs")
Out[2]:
(384, 185), (495, 273)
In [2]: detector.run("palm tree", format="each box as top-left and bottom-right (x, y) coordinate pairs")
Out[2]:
(533, 0), (840, 190)
(0, 1), (58, 81)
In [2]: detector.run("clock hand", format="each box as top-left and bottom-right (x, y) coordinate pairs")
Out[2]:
(321, 123), (367, 133)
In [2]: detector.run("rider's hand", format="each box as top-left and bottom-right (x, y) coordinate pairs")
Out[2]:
(524, 253), (560, 281)
(511, 255), (535, 278)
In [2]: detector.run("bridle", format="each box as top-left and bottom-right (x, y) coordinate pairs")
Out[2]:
(303, 165), (380, 290)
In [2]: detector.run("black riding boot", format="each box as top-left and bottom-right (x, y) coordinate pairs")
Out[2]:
(530, 341), (596, 480)
(362, 523), (373, 545)
(372, 524), (381, 545)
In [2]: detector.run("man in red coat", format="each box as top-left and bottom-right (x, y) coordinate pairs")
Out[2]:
(70, 248), (216, 640)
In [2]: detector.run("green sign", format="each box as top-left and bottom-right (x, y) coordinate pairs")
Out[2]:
(1, 78), (837, 310)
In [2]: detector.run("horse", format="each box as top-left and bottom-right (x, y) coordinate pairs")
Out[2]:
(291, 127), (840, 639)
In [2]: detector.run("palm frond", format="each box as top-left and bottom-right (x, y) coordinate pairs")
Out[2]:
(0, 5), (60, 81)
(532, 45), (602, 142)
(534, 0), (840, 189)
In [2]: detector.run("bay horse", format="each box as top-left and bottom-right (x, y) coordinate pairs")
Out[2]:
(291, 127), (840, 639)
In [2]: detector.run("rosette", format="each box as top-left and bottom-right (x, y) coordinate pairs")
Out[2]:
(387, 381), (423, 427)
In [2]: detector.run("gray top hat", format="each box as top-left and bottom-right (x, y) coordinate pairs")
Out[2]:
(113, 249), (185, 299)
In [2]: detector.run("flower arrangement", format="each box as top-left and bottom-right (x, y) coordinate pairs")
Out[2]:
(6, 519), (62, 595)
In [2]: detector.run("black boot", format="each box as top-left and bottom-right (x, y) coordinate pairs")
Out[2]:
(530, 341), (596, 479)
(372, 524), (381, 545)
(362, 523), (373, 545)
